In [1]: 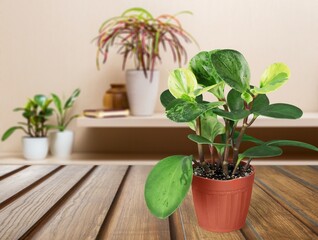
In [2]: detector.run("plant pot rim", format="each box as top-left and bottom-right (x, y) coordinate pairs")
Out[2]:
(193, 164), (255, 183)
(22, 136), (48, 139)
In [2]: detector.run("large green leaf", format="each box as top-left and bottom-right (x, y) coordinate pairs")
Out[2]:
(227, 89), (244, 111)
(52, 94), (63, 114)
(64, 88), (80, 109)
(242, 145), (283, 158)
(188, 134), (212, 144)
(201, 111), (225, 142)
(166, 99), (224, 122)
(213, 108), (250, 121)
(265, 140), (318, 152)
(252, 94), (270, 112)
(254, 103), (303, 119)
(168, 68), (197, 98)
(1, 126), (25, 141)
(189, 50), (222, 86)
(160, 89), (176, 108)
(144, 155), (193, 219)
(251, 63), (290, 94)
(34, 95), (47, 107)
(210, 49), (250, 93)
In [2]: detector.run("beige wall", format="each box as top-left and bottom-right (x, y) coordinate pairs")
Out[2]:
(1, 0), (318, 153)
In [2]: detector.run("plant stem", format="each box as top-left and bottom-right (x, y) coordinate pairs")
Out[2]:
(195, 117), (204, 163)
(243, 158), (253, 171)
(232, 120), (248, 164)
(208, 144), (214, 165)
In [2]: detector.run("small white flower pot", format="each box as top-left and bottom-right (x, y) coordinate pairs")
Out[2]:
(22, 137), (49, 160)
(126, 70), (160, 116)
(49, 130), (74, 159)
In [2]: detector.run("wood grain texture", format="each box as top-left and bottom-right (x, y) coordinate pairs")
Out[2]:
(0, 165), (93, 239)
(0, 165), (61, 206)
(0, 165), (27, 179)
(28, 165), (128, 240)
(278, 166), (318, 189)
(170, 190), (246, 240)
(98, 166), (170, 240)
(242, 184), (317, 239)
(255, 166), (318, 235)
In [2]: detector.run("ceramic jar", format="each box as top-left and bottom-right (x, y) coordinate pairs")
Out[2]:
(103, 84), (129, 110)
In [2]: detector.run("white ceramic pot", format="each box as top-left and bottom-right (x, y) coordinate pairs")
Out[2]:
(22, 137), (49, 160)
(49, 130), (74, 159)
(125, 70), (160, 116)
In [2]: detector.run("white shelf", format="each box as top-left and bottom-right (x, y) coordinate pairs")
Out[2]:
(77, 112), (318, 128)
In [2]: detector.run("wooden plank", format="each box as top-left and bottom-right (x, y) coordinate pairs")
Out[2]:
(242, 184), (317, 239)
(98, 166), (170, 240)
(254, 166), (318, 235)
(0, 165), (94, 239)
(0, 165), (28, 179)
(28, 165), (128, 240)
(170, 190), (245, 240)
(0, 165), (61, 206)
(277, 166), (318, 189)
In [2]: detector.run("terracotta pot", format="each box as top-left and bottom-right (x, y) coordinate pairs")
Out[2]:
(192, 166), (255, 232)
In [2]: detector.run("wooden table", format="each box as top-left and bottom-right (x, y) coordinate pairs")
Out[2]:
(0, 165), (317, 239)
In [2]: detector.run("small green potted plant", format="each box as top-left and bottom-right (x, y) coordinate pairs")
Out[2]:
(2, 95), (53, 160)
(144, 49), (318, 232)
(49, 88), (80, 159)
(95, 7), (196, 116)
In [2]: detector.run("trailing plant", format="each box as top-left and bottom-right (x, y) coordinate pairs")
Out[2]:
(144, 49), (318, 219)
(51, 88), (81, 131)
(95, 7), (197, 80)
(2, 95), (53, 140)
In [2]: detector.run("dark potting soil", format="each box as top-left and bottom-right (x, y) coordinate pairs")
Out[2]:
(193, 163), (253, 180)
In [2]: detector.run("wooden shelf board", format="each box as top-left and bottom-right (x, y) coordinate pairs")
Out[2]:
(77, 112), (318, 128)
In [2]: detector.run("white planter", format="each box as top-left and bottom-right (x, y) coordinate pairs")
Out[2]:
(22, 137), (49, 160)
(125, 70), (160, 116)
(49, 130), (74, 159)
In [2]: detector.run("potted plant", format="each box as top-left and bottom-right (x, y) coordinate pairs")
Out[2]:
(95, 7), (196, 116)
(144, 49), (318, 232)
(50, 88), (80, 159)
(1, 95), (53, 160)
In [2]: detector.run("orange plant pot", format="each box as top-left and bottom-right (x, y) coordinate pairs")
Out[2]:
(192, 166), (255, 232)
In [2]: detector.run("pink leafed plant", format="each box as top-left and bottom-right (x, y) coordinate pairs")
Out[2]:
(95, 7), (197, 80)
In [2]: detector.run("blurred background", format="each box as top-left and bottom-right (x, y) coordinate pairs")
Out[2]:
(0, 0), (317, 156)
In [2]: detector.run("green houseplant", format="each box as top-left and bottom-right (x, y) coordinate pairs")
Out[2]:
(1, 95), (53, 160)
(144, 49), (318, 232)
(95, 7), (196, 116)
(50, 88), (80, 159)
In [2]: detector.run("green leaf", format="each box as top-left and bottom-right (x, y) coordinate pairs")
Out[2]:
(168, 68), (197, 98)
(233, 132), (264, 145)
(213, 108), (250, 121)
(193, 83), (221, 97)
(201, 111), (225, 142)
(166, 99), (224, 122)
(13, 108), (25, 112)
(144, 155), (193, 219)
(254, 103), (303, 119)
(64, 88), (80, 109)
(227, 89), (244, 111)
(252, 94), (270, 112)
(52, 93), (63, 114)
(160, 90), (176, 108)
(189, 50), (223, 87)
(241, 92), (253, 104)
(2, 126), (24, 141)
(251, 63), (290, 94)
(210, 49), (250, 93)
(242, 145), (283, 158)
(33, 95), (47, 107)
(265, 140), (318, 152)
(188, 134), (212, 144)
